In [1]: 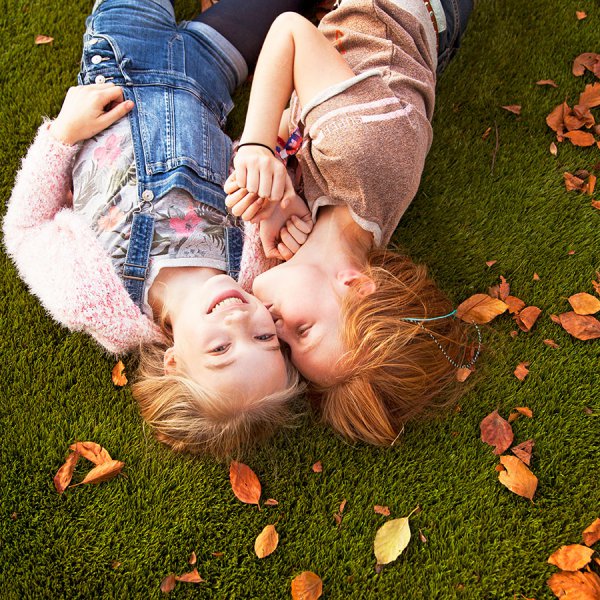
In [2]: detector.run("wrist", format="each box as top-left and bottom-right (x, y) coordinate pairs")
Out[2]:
(49, 120), (79, 145)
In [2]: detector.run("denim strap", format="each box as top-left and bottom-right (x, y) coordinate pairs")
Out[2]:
(122, 212), (155, 309)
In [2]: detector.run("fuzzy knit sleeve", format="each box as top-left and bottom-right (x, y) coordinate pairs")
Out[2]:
(237, 221), (281, 293)
(2, 122), (162, 355)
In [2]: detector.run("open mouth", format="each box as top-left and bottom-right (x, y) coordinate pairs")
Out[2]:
(207, 290), (247, 314)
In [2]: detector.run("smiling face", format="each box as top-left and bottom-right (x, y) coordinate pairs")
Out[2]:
(167, 275), (289, 401)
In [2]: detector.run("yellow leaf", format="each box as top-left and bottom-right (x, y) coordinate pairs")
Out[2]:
(254, 524), (279, 559)
(112, 360), (128, 386)
(548, 544), (594, 571)
(35, 34), (54, 45)
(568, 292), (600, 315)
(291, 571), (323, 600)
(229, 461), (261, 505)
(498, 455), (538, 500)
(456, 294), (508, 324)
(374, 517), (411, 565)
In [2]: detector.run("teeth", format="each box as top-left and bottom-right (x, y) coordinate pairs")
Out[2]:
(211, 297), (244, 313)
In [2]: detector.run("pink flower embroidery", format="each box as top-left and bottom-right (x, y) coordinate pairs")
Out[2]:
(97, 205), (126, 232)
(169, 211), (202, 234)
(94, 134), (122, 168)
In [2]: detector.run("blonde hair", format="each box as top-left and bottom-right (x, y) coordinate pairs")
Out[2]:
(315, 248), (472, 446)
(132, 332), (304, 460)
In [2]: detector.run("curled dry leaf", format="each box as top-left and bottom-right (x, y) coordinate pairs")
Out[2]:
(78, 460), (124, 486)
(254, 524), (279, 559)
(514, 362), (530, 381)
(508, 412), (520, 424)
(547, 102), (569, 139)
(112, 360), (128, 386)
(580, 83), (600, 109)
(515, 406), (533, 418)
(515, 306), (542, 332)
(537, 79), (558, 88)
(53, 451), (80, 494)
(543, 339), (560, 349)
(175, 568), (204, 583)
(69, 441), (111, 465)
(564, 130), (596, 147)
(374, 517), (412, 565)
(498, 455), (538, 500)
(568, 292), (600, 315)
(291, 571), (323, 600)
(564, 172), (586, 192)
(499, 276), (510, 300)
(480, 410), (514, 455)
(592, 200), (600, 210)
(548, 544), (595, 571)
(573, 52), (600, 77)
(533, 272), (540, 281)
(456, 367), (473, 382)
(456, 294), (508, 324)
(160, 574), (176, 594)
(547, 570), (600, 600)
(550, 142), (558, 156)
(501, 105), (522, 115)
(482, 127), (492, 140)
(576, 10), (587, 19)
(188, 551), (196, 565)
(583, 518), (600, 546)
(511, 439), (534, 466)
(264, 498), (279, 506)
(229, 461), (261, 505)
(419, 529), (427, 543)
(486, 260), (497, 267)
(339, 499), (347, 514)
(374, 505), (391, 516)
(587, 174), (597, 195)
(556, 312), (600, 340)
(505, 296), (526, 315)
(35, 34), (54, 45)
(311, 461), (323, 473)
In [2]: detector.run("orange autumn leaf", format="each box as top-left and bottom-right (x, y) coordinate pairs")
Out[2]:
(69, 441), (112, 465)
(515, 306), (542, 332)
(501, 105), (521, 115)
(456, 294), (508, 324)
(573, 52), (600, 77)
(498, 455), (538, 500)
(35, 34), (54, 45)
(583, 518), (600, 546)
(511, 439), (534, 466)
(374, 505), (391, 516)
(53, 451), (80, 494)
(533, 273), (540, 281)
(480, 410), (514, 455)
(78, 459), (124, 486)
(112, 360), (128, 386)
(548, 544), (594, 571)
(188, 551), (196, 565)
(564, 172), (586, 192)
(255, 524), (279, 559)
(291, 571), (323, 600)
(485, 260), (497, 267)
(264, 498), (279, 506)
(579, 82), (600, 109)
(229, 461), (261, 505)
(499, 276), (510, 300)
(160, 574), (176, 593)
(175, 568), (204, 584)
(547, 570), (600, 600)
(556, 311), (600, 340)
(550, 142), (558, 156)
(515, 406), (533, 418)
(587, 174), (597, 195)
(456, 367), (473, 382)
(537, 79), (558, 88)
(576, 10), (587, 19)
(543, 339), (560, 349)
(564, 130), (596, 147)
(311, 461), (323, 473)
(592, 200), (600, 210)
(568, 292), (600, 315)
(505, 296), (526, 314)
(508, 412), (520, 424)
(547, 102), (570, 138)
(514, 362), (530, 381)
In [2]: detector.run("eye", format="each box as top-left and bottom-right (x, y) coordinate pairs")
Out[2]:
(255, 334), (275, 341)
(297, 325), (311, 338)
(209, 343), (230, 354)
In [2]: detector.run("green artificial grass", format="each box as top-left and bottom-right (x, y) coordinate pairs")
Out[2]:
(1, 1), (599, 598)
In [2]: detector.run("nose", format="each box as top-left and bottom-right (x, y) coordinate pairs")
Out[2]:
(222, 307), (251, 326)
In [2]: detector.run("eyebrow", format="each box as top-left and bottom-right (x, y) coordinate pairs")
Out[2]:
(205, 345), (281, 370)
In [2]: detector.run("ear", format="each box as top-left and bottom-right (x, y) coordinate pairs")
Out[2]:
(163, 346), (178, 375)
(336, 269), (376, 297)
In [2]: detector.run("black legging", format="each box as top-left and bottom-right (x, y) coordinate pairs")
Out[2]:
(193, 0), (309, 69)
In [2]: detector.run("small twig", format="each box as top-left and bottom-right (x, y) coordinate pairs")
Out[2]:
(491, 120), (500, 174)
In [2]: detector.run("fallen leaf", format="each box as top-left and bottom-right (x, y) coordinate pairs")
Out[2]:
(550, 142), (558, 156)
(188, 551), (196, 565)
(456, 294), (508, 324)
(533, 273), (541, 281)
(567, 250), (576, 255)
(510, 330), (519, 339)
(229, 461), (261, 505)
(419, 529), (427, 543)
(160, 574), (176, 594)
(255, 524), (279, 559)
(499, 276), (510, 300)
(374, 516), (412, 565)
(480, 410), (514, 454)
(564, 130), (596, 147)
(508, 412), (520, 424)
(35, 34), (54, 45)
(264, 498), (279, 506)
(543, 339), (560, 349)
(547, 570), (600, 600)
(111, 561), (121, 569)
(175, 569), (204, 584)
(548, 544), (594, 571)
(334, 513), (342, 527)
(592, 200), (600, 210)
(291, 571), (323, 600)
(547, 102), (570, 139)
(339, 499), (347, 514)
(111, 360), (128, 386)
(594, 272), (600, 295)
(69, 441), (112, 465)
(556, 311), (600, 340)
(502, 105), (522, 115)
(505, 296), (526, 314)
(511, 439), (534, 466)
(311, 461), (323, 473)
(515, 306), (542, 332)
(495, 464), (506, 472)
(579, 83), (600, 109)
(537, 79), (558, 88)
(576, 10), (587, 19)
(374, 505), (391, 516)
(587, 174), (597, 195)
(53, 451), (80, 494)
(486, 260), (497, 267)
(498, 455), (538, 500)
(550, 314), (561, 324)
(456, 367), (473, 382)
(211, 552), (224, 557)
(573, 52), (600, 77)
(515, 407), (533, 418)
(78, 460), (124, 486)
(583, 518), (600, 546)
(568, 292), (600, 315)
(514, 362), (530, 381)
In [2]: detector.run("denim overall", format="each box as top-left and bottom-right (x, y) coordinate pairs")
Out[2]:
(77, 0), (247, 307)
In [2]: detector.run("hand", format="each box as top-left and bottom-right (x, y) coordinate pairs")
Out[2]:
(233, 143), (288, 201)
(225, 173), (266, 221)
(50, 83), (134, 145)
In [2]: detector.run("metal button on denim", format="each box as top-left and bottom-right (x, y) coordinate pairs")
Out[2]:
(91, 55), (102, 64)
(94, 75), (106, 84)
(141, 190), (154, 202)
(89, 38), (98, 45)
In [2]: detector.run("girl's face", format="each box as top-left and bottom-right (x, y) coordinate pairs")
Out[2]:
(169, 275), (288, 401)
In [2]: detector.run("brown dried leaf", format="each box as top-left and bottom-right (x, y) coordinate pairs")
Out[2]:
(514, 362), (530, 381)
(547, 102), (570, 138)
(456, 294), (508, 324)
(374, 505), (391, 516)
(229, 461), (261, 505)
(291, 571), (323, 600)
(543, 339), (560, 349)
(576, 10), (587, 19)
(111, 561), (121, 569)
(35, 34), (54, 45)
(211, 551), (224, 557)
(547, 570), (600, 600)
(557, 312), (600, 340)
(580, 82), (600, 109)
(255, 524), (279, 559)
(69, 441), (112, 465)
(160, 574), (176, 594)
(188, 551), (196, 565)
(111, 360), (128, 386)
(573, 52), (600, 77)
(515, 306), (542, 332)
(456, 367), (473, 382)
(502, 105), (522, 115)
(592, 200), (600, 210)
(486, 260), (497, 267)
(533, 272), (541, 281)
(564, 172), (586, 192)
(53, 451), (80, 494)
(498, 455), (538, 500)
(175, 568), (204, 584)
(78, 460), (124, 486)
(568, 292), (600, 315)
(583, 518), (600, 546)
(564, 130), (596, 147)
(339, 499), (347, 514)
(593, 273), (600, 296)
(482, 127), (492, 140)
(510, 330), (519, 339)
(511, 439), (534, 466)
(499, 276), (510, 300)
(550, 142), (558, 156)
(311, 461), (323, 473)
(480, 410), (514, 455)
(515, 407), (533, 418)
(537, 79), (558, 88)
(550, 314), (561, 324)
(548, 544), (594, 571)
(508, 412), (520, 424)
(505, 296), (526, 314)
(264, 498), (279, 506)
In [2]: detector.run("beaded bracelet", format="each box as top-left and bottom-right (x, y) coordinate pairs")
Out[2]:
(237, 142), (275, 156)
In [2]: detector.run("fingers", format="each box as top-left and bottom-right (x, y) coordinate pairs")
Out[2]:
(229, 191), (262, 219)
(291, 213), (313, 235)
(99, 98), (134, 128)
(277, 241), (295, 261)
(241, 199), (264, 222)
(279, 226), (301, 257)
(99, 84), (125, 104)
(224, 173), (240, 195)
(284, 216), (310, 245)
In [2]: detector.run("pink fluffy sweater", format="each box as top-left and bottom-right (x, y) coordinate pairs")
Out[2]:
(2, 122), (273, 355)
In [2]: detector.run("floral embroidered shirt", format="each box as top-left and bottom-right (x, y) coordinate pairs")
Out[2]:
(72, 118), (230, 318)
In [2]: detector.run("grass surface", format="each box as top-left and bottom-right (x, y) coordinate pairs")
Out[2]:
(1, 0), (599, 598)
